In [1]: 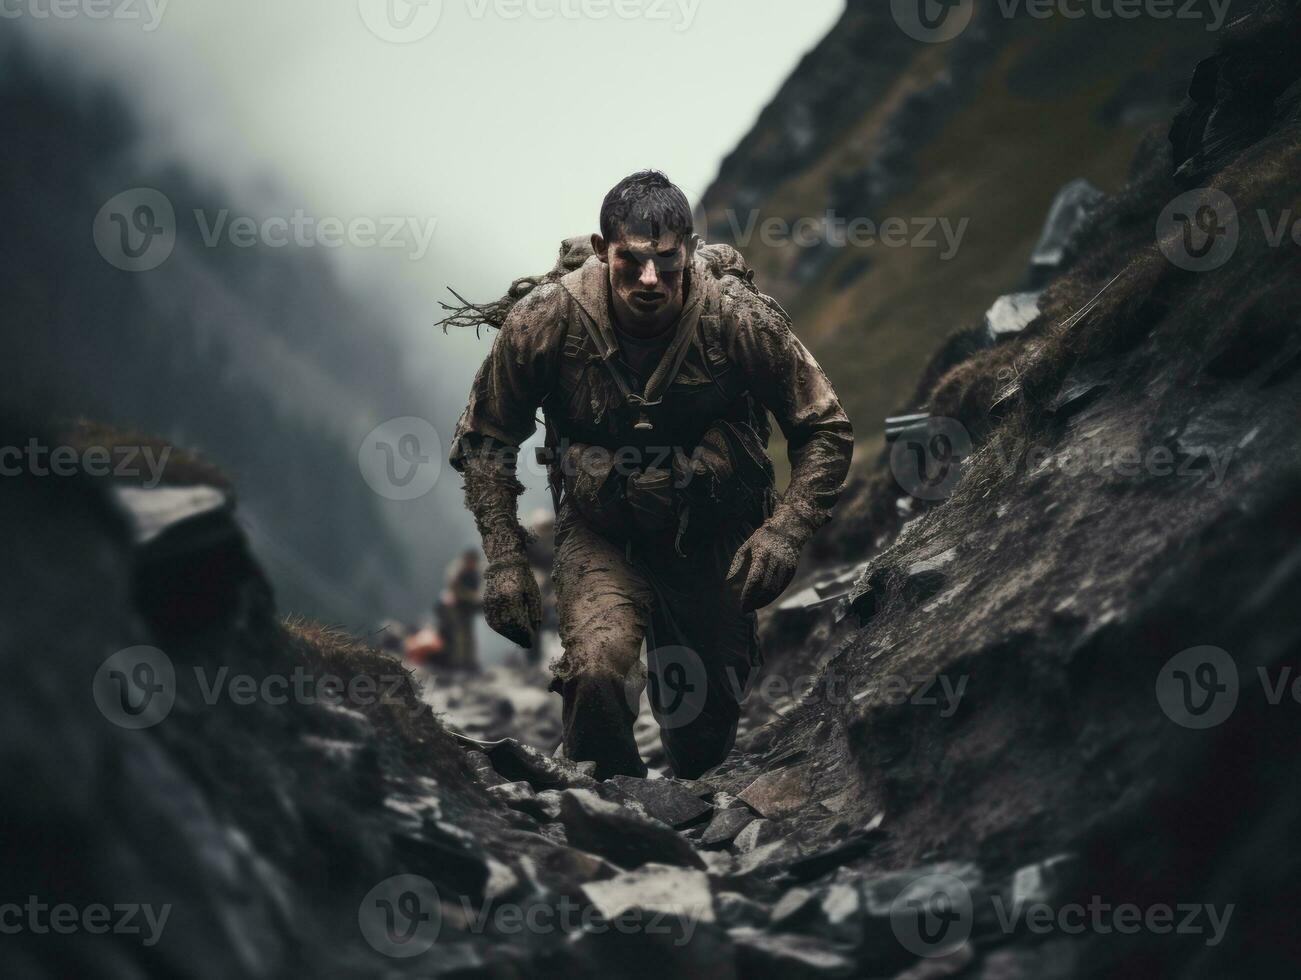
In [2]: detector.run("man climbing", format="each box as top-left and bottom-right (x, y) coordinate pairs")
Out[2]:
(449, 171), (853, 778)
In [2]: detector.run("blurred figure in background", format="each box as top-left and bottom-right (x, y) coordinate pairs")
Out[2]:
(524, 509), (558, 666)
(438, 548), (483, 671)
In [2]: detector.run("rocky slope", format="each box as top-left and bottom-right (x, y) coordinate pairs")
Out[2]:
(700, 0), (1239, 443)
(5, 2), (1301, 978)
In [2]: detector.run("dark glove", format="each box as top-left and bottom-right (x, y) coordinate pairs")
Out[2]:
(726, 506), (815, 612)
(482, 558), (542, 648)
(459, 441), (540, 647)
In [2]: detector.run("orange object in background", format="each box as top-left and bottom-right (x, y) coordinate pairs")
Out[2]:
(403, 627), (445, 668)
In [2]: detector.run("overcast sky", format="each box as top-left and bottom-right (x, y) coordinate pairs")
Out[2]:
(19, 0), (843, 367)
(17, 1), (843, 611)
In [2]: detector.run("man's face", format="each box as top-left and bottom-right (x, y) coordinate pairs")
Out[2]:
(593, 227), (692, 332)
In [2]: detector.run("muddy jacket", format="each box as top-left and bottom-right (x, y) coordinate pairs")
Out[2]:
(450, 245), (854, 543)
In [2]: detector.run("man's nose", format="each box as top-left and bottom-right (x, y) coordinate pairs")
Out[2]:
(638, 261), (660, 289)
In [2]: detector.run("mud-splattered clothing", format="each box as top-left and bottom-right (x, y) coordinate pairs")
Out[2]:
(451, 245), (853, 777)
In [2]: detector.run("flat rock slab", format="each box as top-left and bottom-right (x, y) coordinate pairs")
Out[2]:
(606, 775), (713, 827)
(733, 818), (779, 853)
(559, 789), (705, 871)
(582, 863), (716, 924)
(700, 807), (754, 847)
(738, 766), (811, 819)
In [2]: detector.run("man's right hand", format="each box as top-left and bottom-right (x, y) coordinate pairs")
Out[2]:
(482, 559), (542, 648)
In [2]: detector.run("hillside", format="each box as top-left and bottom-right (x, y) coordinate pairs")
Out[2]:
(701, 0), (1232, 444)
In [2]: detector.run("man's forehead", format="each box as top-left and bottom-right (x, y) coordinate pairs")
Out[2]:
(612, 230), (687, 253)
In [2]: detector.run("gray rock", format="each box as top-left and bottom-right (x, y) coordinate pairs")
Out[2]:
(699, 849), (739, 878)
(737, 767), (810, 819)
(785, 814), (886, 882)
(715, 891), (770, 930)
(538, 822), (568, 847)
(581, 862), (715, 924)
(532, 789), (564, 821)
(558, 789), (705, 870)
(111, 484), (230, 546)
(1026, 178), (1105, 284)
(1007, 853), (1079, 910)
(984, 291), (1042, 340)
(734, 837), (803, 877)
(464, 750), (508, 787)
(771, 882), (866, 946)
(733, 818), (778, 853)
(891, 942), (976, 979)
(1047, 366), (1111, 416)
(606, 775), (713, 827)
(481, 737), (600, 791)
(856, 862), (986, 974)
(701, 807), (754, 847)
(906, 548), (957, 599)
(730, 928), (856, 979)
(576, 865), (731, 979)
(486, 780), (536, 808)
(771, 886), (816, 924)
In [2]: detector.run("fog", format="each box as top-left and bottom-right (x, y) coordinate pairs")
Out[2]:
(11, 0), (842, 630)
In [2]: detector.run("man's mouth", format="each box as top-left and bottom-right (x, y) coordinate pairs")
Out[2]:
(631, 292), (664, 309)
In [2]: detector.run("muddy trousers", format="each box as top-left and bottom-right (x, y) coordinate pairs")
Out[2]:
(550, 510), (759, 780)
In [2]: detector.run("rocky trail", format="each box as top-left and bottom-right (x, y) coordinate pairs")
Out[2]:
(6, 3), (1301, 978)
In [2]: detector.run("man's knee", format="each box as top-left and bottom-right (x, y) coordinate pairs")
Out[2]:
(556, 596), (647, 682)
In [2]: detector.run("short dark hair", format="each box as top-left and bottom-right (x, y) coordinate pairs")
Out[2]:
(599, 170), (694, 243)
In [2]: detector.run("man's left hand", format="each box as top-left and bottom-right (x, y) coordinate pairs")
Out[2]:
(727, 523), (803, 612)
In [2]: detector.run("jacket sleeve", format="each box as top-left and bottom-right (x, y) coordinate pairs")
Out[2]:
(449, 283), (568, 469)
(720, 283), (854, 540)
